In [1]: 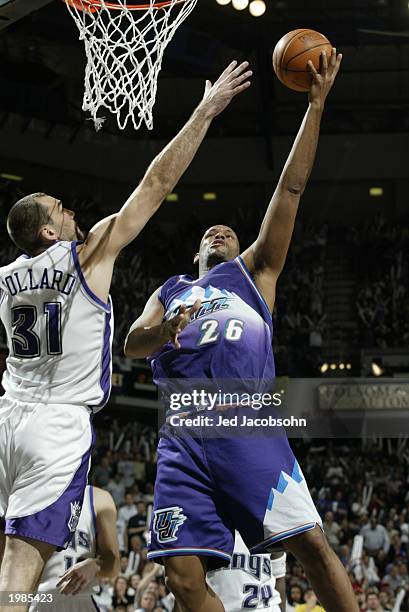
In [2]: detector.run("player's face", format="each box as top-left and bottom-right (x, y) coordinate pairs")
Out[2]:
(37, 195), (85, 242)
(197, 225), (240, 269)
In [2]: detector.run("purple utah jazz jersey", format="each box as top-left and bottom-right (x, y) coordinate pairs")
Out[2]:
(150, 256), (274, 384)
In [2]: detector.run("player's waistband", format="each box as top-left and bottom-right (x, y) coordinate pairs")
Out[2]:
(0, 393), (93, 414)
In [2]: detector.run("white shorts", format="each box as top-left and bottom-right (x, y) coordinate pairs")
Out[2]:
(0, 396), (93, 550)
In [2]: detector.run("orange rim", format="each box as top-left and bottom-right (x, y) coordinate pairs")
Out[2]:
(63, 0), (188, 11)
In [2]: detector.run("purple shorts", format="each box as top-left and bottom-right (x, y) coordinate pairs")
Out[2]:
(147, 420), (321, 568)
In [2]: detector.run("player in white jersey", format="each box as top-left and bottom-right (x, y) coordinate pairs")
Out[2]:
(0, 60), (252, 611)
(207, 532), (286, 612)
(29, 486), (119, 612)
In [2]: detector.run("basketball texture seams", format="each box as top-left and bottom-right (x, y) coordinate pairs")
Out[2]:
(273, 29), (333, 92)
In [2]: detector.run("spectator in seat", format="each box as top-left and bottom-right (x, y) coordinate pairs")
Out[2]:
(107, 472), (127, 507)
(365, 592), (385, 612)
(134, 588), (158, 612)
(127, 501), (148, 549)
(295, 589), (325, 612)
(119, 491), (138, 524)
(287, 584), (304, 611)
(323, 511), (341, 550)
(360, 517), (390, 556)
(112, 575), (135, 610)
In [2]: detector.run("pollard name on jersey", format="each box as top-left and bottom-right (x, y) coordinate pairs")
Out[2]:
(0, 241), (113, 409)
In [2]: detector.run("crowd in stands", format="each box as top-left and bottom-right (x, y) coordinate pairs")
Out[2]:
(351, 213), (409, 350)
(89, 417), (409, 611)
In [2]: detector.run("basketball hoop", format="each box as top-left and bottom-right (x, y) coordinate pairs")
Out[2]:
(63, 0), (198, 130)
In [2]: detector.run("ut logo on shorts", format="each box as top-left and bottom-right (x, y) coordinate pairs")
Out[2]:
(153, 506), (187, 543)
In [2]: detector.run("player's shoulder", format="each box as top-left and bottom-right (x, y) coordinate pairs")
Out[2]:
(0, 254), (27, 276)
(159, 273), (194, 296)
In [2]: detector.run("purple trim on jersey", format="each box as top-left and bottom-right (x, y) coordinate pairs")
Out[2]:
(249, 522), (317, 554)
(89, 486), (98, 536)
(5, 420), (94, 551)
(235, 256), (272, 319)
(70, 241), (111, 312)
(97, 307), (113, 409)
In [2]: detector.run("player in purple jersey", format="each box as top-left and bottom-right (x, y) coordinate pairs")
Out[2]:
(125, 50), (358, 612)
(0, 61), (251, 612)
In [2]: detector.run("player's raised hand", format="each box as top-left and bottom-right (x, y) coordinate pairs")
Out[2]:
(162, 299), (201, 349)
(56, 558), (100, 596)
(198, 61), (252, 119)
(307, 47), (342, 108)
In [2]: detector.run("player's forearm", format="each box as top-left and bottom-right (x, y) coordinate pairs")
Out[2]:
(97, 552), (120, 579)
(124, 323), (169, 359)
(142, 106), (213, 196)
(278, 101), (323, 195)
(120, 106), (213, 221)
(109, 107), (213, 253)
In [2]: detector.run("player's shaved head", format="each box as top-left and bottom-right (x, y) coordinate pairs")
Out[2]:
(7, 192), (52, 255)
(195, 224), (240, 276)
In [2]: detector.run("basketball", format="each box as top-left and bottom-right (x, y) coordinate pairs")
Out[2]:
(273, 29), (333, 92)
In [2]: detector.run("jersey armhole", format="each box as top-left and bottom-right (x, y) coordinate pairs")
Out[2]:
(70, 242), (111, 313)
(234, 256), (272, 319)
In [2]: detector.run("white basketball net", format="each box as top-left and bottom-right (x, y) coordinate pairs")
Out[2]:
(64, 0), (198, 130)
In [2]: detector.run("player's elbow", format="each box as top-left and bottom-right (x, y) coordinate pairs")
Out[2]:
(124, 336), (145, 360)
(280, 176), (306, 196)
(123, 342), (137, 359)
(140, 172), (170, 207)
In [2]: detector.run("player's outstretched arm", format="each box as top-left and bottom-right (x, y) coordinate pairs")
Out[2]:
(56, 488), (120, 596)
(124, 288), (201, 359)
(81, 61), (251, 258)
(241, 48), (342, 311)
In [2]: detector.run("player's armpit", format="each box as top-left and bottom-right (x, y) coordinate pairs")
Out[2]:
(93, 487), (121, 579)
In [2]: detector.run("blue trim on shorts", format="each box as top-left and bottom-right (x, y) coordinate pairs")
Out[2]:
(249, 522), (317, 554)
(147, 547), (232, 562)
(70, 241), (111, 312)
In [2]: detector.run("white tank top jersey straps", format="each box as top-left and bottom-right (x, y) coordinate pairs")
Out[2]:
(30, 485), (98, 612)
(207, 532), (286, 612)
(0, 241), (113, 410)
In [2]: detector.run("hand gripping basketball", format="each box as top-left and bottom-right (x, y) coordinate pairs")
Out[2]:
(198, 61), (253, 119)
(162, 299), (202, 349)
(307, 48), (342, 108)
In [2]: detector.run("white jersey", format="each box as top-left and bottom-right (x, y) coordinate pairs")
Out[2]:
(207, 532), (285, 612)
(0, 241), (113, 410)
(30, 485), (98, 611)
